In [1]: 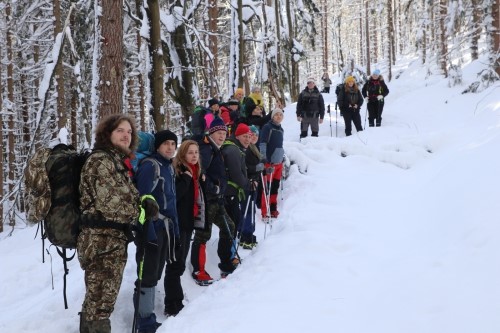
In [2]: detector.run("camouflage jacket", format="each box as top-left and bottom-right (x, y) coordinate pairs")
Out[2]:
(79, 147), (140, 240)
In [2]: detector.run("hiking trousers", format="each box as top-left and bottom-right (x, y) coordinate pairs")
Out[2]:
(77, 230), (127, 323)
(367, 100), (384, 126)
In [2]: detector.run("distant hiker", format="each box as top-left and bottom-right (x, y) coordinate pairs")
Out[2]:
(78, 114), (158, 333)
(259, 108), (285, 219)
(241, 125), (264, 249)
(362, 69), (389, 127)
(190, 118), (238, 284)
(337, 76), (364, 136)
(322, 72), (332, 93)
(243, 86), (265, 117)
(134, 130), (179, 330)
(296, 77), (326, 138)
(205, 98), (220, 131)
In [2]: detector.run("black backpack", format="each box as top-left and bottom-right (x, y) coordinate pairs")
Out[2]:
(25, 143), (90, 308)
(335, 83), (344, 96)
(187, 106), (207, 137)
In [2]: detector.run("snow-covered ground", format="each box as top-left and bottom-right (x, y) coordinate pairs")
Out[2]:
(1, 56), (500, 333)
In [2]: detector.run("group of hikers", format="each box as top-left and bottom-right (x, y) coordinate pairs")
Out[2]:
(297, 70), (390, 138)
(76, 71), (389, 332)
(77, 86), (285, 333)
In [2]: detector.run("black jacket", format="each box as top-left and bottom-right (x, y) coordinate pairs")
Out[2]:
(175, 165), (206, 231)
(296, 86), (325, 119)
(362, 76), (389, 101)
(337, 85), (364, 112)
(199, 135), (227, 201)
(221, 137), (249, 197)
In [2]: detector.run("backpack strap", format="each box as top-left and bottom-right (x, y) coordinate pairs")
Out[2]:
(141, 157), (161, 192)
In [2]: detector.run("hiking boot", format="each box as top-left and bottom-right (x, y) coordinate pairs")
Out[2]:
(241, 241), (257, 250)
(164, 301), (184, 317)
(270, 211), (279, 218)
(192, 270), (214, 286)
(136, 314), (161, 333)
(231, 257), (241, 266)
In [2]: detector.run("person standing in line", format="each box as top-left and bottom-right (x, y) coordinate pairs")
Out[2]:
(322, 72), (332, 93)
(190, 118), (238, 284)
(296, 77), (325, 138)
(78, 114), (159, 333)
(240, 125), (264, 249)
(220, 123), (256, 265)
(134, 130), (179, 330)
(362, 69), (389, 127)
(259, 108), (285, 220)
(337, 76), (364, 136)
(204, 98), (220, 131)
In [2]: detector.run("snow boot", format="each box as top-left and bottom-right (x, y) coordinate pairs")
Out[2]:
(311, 131), (318, 137)
(136, 313), (161, 333)
(164, 300), (184, 317)
(192, 270), (214, 286)
(299, 131), (307, 138)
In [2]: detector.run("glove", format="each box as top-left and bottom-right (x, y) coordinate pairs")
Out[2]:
(255, 163), (264, 172)
(297, 116), (302, 122)
(377, 95), (384, 101)
(141, 196), (159, 221)
(265, 166), (275, 175)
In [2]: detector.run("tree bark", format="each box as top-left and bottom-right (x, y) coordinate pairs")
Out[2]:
(147, 0), (165, 130)
(438, 0), (448, 77)
(493, 0), (500, 75)
(208, 0), (219, 97)
(98, 0), (124, 117)
(54, 0), (67, 131)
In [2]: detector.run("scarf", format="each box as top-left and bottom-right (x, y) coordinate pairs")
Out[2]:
(189, 163), (200, 218)
(123, 156), (134, 178)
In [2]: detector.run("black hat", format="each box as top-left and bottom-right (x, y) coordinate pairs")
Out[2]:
(227, 99), (239, 106)
(154, 130), (178, 150)
(208, 98), (220, 107)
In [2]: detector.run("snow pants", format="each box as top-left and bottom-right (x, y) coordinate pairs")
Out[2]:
(261, 162), (283, 217)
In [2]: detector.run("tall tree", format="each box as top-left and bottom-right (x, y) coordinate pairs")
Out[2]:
(54, 0), (66, 131)
(98, 0), (124, 117)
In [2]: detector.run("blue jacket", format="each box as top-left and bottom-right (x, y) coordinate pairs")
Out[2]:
(259, 120), (284, 164)
(135, 152), (179, 238)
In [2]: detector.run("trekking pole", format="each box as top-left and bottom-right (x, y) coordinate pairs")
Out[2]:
(220, 207), (242, 263)
(132, 220), (148, 333)
(335, 102), (338, 137)
(328, 105), (332, 137)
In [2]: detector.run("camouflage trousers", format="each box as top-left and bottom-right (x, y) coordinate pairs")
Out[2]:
(77, 229), (128, 323)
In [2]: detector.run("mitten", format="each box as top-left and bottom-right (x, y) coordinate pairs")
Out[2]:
(377, 95), (384, 101)
(255, 163), (264, 172)
(265, 166), (275, 175)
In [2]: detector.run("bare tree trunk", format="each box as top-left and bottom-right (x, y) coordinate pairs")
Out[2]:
(493, 0), (500, 76)
(6, 2), (15, 208)
(136, 30), (146, 130)
(470, 0), (481, 60)
(238, 0), (245, 89)
(438, 0), (448, 77)
(387, 0), (394, 81)
(322, 0), (328, 72)
(147, 0), (165, 130)
(208, 0), (218, 97)
(286, 0), (299, 101)
(0, 41), (3, 233)
(98, 0), (124, 117)
(365, 0), (371, 75)
(54, 0), (67, 130)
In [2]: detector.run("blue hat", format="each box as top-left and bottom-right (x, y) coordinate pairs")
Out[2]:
(208, 117), (227, 134)
(372, 69), (381, 75)
(249, 125), (259, 135)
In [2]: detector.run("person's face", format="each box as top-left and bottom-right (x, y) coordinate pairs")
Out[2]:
(210, 130), (227, 146)
(272, 112), (284, 124)
(252, 107), (263, 116)
(185, 144), (199, 165)
(211, 104), (220, 112)
(372, 74), (379, 79)
(110, 120), (132, 151)
(229, 104), (239, 111)
(157, 140), (177, 159)
(234, 92), (244, 101)
(237, 133), (252, 148)
(250, 132), (259, 144)
(307, 81), (315, 89)
(347, 81), (354, 87)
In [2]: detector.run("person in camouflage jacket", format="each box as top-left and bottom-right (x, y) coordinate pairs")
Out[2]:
(77, 114), (158, 333)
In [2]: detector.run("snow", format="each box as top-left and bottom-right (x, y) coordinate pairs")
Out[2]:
(1, 56), (500, 333)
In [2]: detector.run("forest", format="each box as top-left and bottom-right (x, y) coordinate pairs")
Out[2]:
(0, 0), (498, 231)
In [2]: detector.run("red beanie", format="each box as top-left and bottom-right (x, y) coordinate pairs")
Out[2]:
(234, 123), (251, 137)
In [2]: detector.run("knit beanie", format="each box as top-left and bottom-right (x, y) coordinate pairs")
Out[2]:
(154, 130), (178, 150)
(271, 108), (284, 118)
(249, 125), (259, 135)
(307, 77), (316, 84)
(227, 99), (239, 106)
(208, 98), (220, 107)
(234, 123), (252, 137)
(372, 69), (381, 75)
(345, 76), (356, 84)
(208, 117), (227, 135)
